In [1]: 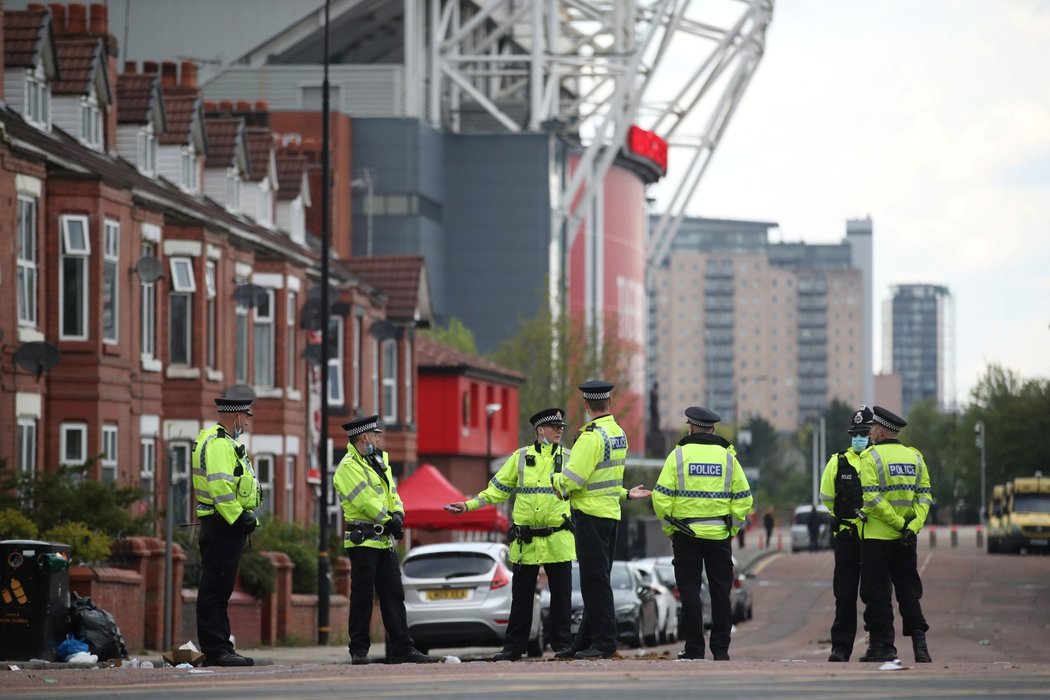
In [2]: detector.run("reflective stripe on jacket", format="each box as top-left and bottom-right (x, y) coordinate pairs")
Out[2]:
(858, 439), (933, 540)
(332, 443), (404, 550)
(467, 442), (575, 564)
(652, 434), (752, 539)
(551, 415), (628, 520)
(191, 424), (261, 525)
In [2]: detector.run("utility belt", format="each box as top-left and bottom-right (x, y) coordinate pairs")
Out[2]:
(508, 517), (573, 545)
(344, 521), (388, 546)
(664, 513), (731, 538)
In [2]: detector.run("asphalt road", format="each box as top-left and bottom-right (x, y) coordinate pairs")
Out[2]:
(3, 530), (1049, 698)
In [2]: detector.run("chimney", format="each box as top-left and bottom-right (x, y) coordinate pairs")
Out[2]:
(67, 3), (87, 33)
(142, 60), (159, 75)
(219, 100), (234, 113)
(254, 100), (269, 113)
(27, 3), (45, 10)
(204, 100), (218, 113)
(180, 61), (198, 89)
(88, 2), (107, 34)
(123, 60), (136, 74)
(235, 100), (252, 114)
(47, 3), (66, 32)
(161, 61), (177, 88)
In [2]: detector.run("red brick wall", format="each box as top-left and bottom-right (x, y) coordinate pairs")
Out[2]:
(70, 566), (145, 655)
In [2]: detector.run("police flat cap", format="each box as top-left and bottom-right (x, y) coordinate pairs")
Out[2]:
(685, 406), (720, 428)
(215, 397), (254, 416)
(530, 408), (566, 428)
(578, 380), (614, 400)
(848, 405), (874, 434)
(342, 414), (383, 438)
(871, 405), (907, 432)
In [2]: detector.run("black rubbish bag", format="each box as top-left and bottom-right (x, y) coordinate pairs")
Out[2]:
(67, 592), (128, 660)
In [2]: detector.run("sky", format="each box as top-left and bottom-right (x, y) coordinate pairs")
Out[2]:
(649, 0), (1050, 407)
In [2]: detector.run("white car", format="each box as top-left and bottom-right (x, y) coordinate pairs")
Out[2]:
(790, 504), (833, 552)
(632, 559), (678, 643)
(401, 542), (543, 656)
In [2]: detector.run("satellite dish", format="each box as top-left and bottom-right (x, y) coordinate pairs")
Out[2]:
(222, 383), (256, 401)
(134, 255), (164, 283)
(300, 298), (323, 331)
(233, 283), (267, 309)
(368, 320), (397, 340)
(14, 341), (61, 379)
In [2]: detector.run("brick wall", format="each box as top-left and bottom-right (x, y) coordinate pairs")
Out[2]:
(70, 566), (145, 655)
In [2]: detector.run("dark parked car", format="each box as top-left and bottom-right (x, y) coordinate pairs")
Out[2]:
(539, 560), (660, 649)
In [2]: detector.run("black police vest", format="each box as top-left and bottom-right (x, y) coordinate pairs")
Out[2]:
(833, 453), (863, 518)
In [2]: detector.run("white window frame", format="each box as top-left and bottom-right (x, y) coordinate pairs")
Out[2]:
(101, 424), (118, 484)
(17, 417), (37, 478)
(253, 288), (275, 388)
(169, 257), (196, 293)
(286, 291), (297, 392)
(180, 147), (199, 192)
(381, 338), (398, 423)
(140, 240), (157, 361)
(235, 295), (250, 383)
(352, 315), (362, 411)
(60, 423), (88, 465)
(17, 195), (38, 327)
(103, 220), (120, 344)
(327, 316), (345, 405)
(404, 338), (413, 425)
(169, 258), (195, 367)
(59, 215), (91, 341)
(225, 169), (241, 211)
(138, 123), (157, 175)
(169, 441), (193, 525)
(205, 262), (217, 371)
(140, 437), (156, 511)
(284, 455), (295, 521)
(80, 94), (102, 149)
(24, 65), (51, 129)
(371, 337), (379, 414)
(257, 179), (273, 226)
(256, 454), (274, 516)
(290, 198), (305, 243)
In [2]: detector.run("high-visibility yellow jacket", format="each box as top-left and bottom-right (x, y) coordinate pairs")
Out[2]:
(466, 442), (576, 565)
(551, 415), (629, 520)
(858, 439), (933, 540)
(652, 433), (752, 539)
(191, 424), (261, 525)
(820, 448), (865, 534)
(333, 444), (404, 550)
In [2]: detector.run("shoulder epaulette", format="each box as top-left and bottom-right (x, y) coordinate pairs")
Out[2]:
(216, 427), (227, 437)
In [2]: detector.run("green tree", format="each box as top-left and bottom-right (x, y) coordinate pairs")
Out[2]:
(491, 303), (639, 443)
(420, 316), (478, 355)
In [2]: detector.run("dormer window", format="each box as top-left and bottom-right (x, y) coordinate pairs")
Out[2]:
(25, 68), (51, 129)
(180, 148), (199, 192)
(138, 125), (158, 175)
(80, 97), (103, 149)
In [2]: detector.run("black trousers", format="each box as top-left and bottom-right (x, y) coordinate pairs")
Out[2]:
(829, 527), (863, 655)
(196, 514), (248, 658)
(504, 560), (572, 654)
(860, 538), (928, 645)
(672, 533), (733, 657)
(573, 511), (618, 654)
(347, 546), (414, 658)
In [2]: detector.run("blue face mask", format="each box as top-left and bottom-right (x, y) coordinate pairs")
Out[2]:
(232, 428), (244, 440)
(539, 435), (550, 445)
(364, 439), (375, 456)
(851, 435), (869, 453)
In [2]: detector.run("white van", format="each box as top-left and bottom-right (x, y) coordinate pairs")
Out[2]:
(790, 504), (832, 552)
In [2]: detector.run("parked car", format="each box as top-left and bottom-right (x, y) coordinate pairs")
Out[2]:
(731, 556), (755, 623)
(539, 561), (659, 649)
(638, 554), (755, 629)
(790, 504), (833, 552)
(401, 542), (543, 656)
(632, 558), (679, 643)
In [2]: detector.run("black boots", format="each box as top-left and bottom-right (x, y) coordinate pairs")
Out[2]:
(827, 647), (850, 662)
(912, 632), (932, 663)
(859, 642), (897, 662)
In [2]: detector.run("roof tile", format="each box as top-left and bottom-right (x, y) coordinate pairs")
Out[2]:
(116, 72), (159, 123)
(52, 37), (101, 95)
(158, 88), (199, 146)
(416, 334), (525, 382)
(345, 256), (429, 321)
(244, 128), (273, 182)
(275, 152), (307, 198)
(204, 116), (243, 167)
(3, 9), (49, 69)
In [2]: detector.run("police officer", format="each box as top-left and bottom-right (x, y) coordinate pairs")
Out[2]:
(551, 380), (650, 660)
(192, 395), (261, 667)
(652, 407), (752, 661)
(820, 405), (875, 662)
(333, 415), (435, 665)
(445, 408), (576, 660)
(857, 406), (934, 664)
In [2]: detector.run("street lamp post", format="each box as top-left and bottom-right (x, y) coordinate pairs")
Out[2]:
(485, 403), (502, 473)
(975, 420), (986, 525)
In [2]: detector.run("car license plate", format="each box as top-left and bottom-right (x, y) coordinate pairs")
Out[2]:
(1030, 539), (1048, 546)
(426, 589), (468, 601)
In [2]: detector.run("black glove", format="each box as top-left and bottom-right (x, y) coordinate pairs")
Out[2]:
(388, 513), (405, 541)
(235, 510), (258, 533)
(900, 529), (917, 549)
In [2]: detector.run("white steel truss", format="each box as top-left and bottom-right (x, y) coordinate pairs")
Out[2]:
(408, 0), (774, 265)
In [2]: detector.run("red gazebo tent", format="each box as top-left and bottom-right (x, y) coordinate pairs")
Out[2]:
(398, 464), (508, 532)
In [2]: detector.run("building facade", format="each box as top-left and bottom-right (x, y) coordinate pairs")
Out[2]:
(882, 283), (955, 415)
(649, 216), (874, 433)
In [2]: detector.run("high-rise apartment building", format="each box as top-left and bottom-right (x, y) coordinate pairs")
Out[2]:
(882, 284), (955, 415)
(649, 216), (873, 433)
